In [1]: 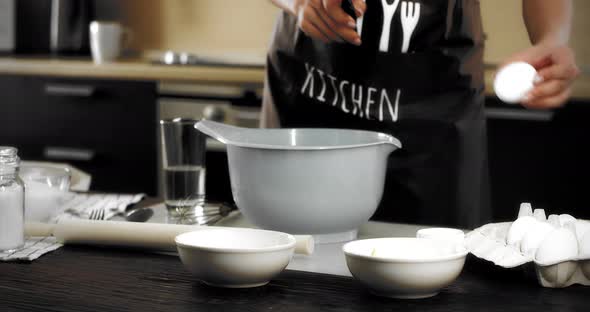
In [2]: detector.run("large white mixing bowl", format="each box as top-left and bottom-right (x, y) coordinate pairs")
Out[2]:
(195, 120), (401, 242)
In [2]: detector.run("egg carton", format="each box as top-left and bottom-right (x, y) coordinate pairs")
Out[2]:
(465, 203), (590, 288)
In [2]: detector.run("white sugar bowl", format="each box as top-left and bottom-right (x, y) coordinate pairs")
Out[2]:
(343, 237), (467, 299)
(175, 228), (296, 288)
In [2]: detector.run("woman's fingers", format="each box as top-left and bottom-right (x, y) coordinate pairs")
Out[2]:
(322, 0), (356, 25)
(306, 5), (343, 42)
(297, 9), (331, 43)
(297, 0), (361, 45)
(537, 63), (580, 81)
(527, 79), (571, 100)
(522, 88), (571, 109)
(315, 2), (361, 44)
(351, 0), (367, 17)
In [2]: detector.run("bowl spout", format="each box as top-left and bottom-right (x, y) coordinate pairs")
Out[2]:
(377, 133), (402, 155)
(194, 120), (242, 146)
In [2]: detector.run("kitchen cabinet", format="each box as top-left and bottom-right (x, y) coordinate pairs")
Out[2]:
(0, 75), (158, 195)
(486, 98), (590, 221)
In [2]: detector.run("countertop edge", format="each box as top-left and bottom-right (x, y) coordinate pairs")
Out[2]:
(1, 58), (589, 99)
(0, 58), (266, 85)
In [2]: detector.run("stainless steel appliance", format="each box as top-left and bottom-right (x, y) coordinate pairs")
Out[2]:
(151, 51), (266, 68)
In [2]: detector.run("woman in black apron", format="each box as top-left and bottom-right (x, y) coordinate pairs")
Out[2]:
(262, 0), (578, 228)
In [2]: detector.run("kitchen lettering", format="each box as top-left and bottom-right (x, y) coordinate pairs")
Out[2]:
(300, 63), (400, 122)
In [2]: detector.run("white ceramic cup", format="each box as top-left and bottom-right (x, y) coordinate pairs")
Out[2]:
(416, 227), (466, 252)
(89, 21), (131, 64)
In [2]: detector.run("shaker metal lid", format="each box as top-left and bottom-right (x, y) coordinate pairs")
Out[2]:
(0, 146), (19, 166)
(0, 146), (17, 156)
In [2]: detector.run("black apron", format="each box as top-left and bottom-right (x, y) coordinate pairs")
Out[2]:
(263, 0), (491, 228)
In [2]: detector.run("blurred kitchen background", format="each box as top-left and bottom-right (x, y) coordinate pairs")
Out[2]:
(0, 0), (588, 221)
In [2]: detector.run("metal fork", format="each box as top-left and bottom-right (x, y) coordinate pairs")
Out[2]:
(88, 208), (105, 221)
(400, 1), (421, 53)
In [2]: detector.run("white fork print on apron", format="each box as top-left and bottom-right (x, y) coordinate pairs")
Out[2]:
(374, 0), (421, 122)
(400, 1), (420, 53)
(376, 0), (421, 53)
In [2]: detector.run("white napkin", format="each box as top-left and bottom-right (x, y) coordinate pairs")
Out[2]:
(52, 193), (145, 222)
(0, 193), (144, 262)
(0, 237), (63, 262)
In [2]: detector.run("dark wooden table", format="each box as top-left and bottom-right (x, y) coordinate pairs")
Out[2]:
(0, 244), (588, 312)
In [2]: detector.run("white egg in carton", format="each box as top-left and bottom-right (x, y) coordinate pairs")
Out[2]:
(465, 203), (590, 288)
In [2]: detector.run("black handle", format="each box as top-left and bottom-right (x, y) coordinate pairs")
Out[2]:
(485, 108), (554, 122)
(44, 147), (95, 161)
(342, 0), (357, 19)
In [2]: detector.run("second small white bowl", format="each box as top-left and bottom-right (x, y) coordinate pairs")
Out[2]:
(175, 228), (296, 288)
(343, 238), (467, 299)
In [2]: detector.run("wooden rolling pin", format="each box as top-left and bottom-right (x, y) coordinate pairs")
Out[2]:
(25, 220), (315, 255)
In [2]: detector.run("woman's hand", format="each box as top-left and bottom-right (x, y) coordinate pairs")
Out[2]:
(502, 44), (580, 109)
(293, 0), (366, 45)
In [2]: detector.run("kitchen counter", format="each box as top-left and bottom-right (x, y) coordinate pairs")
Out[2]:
(0, 57), (266, 85)
(2, 245), (588, 312)
(1, 199), (587, 311)
(1, 57), (589, 99)
(127, 202), (436, 277)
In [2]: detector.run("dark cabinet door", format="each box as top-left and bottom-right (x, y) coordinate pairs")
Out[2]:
(0, 75), (158, 195)
(486, 98), (590, 221)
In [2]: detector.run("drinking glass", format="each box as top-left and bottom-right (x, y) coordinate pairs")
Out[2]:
(160, 118), (206, 224)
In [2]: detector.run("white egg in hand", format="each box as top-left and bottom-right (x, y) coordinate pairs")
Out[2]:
(494, 62), (539, 104)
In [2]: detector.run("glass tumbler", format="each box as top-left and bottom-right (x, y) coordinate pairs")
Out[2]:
(160, 118), (207, 224)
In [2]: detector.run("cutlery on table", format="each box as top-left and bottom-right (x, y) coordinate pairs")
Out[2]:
(88, 208), (105, 221)
(124, 207), (154, 223)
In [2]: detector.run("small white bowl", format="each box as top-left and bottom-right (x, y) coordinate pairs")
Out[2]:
(19, 164), (72, 222)
(343, 238), (467, 299)
(175, 228), (296, 288)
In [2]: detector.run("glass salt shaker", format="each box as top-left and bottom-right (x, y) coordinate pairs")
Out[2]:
(0, 146), (25, 253)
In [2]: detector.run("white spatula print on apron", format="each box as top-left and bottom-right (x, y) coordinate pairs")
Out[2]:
(378, 0), (400, 53)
